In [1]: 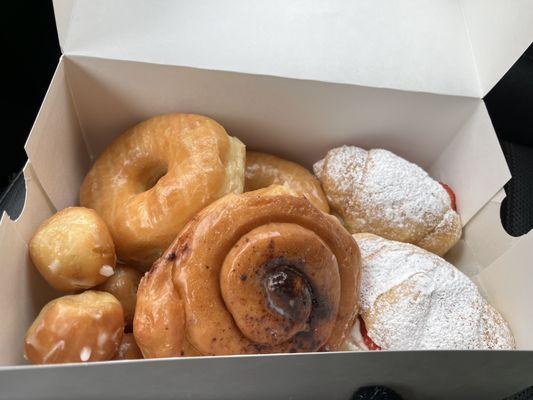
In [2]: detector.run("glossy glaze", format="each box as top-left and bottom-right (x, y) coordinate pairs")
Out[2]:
(29, 207), (116, 291)
(96, 264), (142, 326)
(245, 151), (330, 213)
(80, 113), (245, 269)
(134, 191), (360, 356)
(24, 291), (124, 364)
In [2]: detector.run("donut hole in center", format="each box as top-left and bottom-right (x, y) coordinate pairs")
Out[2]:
(138, 160), (168, 192)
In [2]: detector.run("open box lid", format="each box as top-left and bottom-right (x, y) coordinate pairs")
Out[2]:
(53, 0), (533, 98)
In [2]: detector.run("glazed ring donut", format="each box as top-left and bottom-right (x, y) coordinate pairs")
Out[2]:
(134, 189), (360, 357)
(24, 291), (124, 364)
(245, 151), (330, 213)
(80, 113), (245, 269)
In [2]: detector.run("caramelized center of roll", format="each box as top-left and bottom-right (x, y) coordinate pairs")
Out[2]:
(221, 223), (340, 346)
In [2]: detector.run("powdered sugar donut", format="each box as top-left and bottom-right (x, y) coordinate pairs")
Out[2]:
(343, 233), (515, 351)
(313, 146), (461, 255)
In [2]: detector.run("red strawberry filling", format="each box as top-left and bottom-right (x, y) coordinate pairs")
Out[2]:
(440, 183), (457, 211)
(359, 316), (381, 351)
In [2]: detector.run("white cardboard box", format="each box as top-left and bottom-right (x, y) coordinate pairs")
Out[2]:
(1, 1), (532, 399)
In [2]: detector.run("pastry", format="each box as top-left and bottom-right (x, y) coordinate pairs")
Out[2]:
(29, 207), (116, 291)
(114, 333), (143, 360)
(314, 146), (461, 255)
(343, 233), (515, 350)
(24, 291), (124, 364)
(245, 151), (329, 213)
(134, 188), (360, 357)
(96, 264), (142, 326)
(80, 113), (245, 269)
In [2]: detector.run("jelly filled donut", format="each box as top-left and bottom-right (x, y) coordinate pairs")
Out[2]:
(314, 146), (461, 255)
(80, 113), (245, 269)
(24, 291), (124, 364)
(29, 207), (116, 291)
(343, 233), (515, 350)
(245, 151), (329, 213)
(134, 189), (360, 357)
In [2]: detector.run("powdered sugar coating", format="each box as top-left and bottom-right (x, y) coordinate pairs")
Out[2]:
(351, 234), (514, 350)
(313, 146), (461, 255)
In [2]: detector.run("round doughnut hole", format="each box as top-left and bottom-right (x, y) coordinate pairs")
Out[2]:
(29, 207), (116, 291)
(138, 160), (168, 192)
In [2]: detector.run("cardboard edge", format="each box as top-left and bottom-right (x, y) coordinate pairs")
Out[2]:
(429, 101), (511, 224)
(1, 350), (532, 399)
(52, 0), (75, 53)
(11, 163), (56, 243)
(475, 230), (533, 350)
(458, 0), (483, 98)
(24, 56), (91, 210)
(65, 52), (485, 103)
(0, 163), (59, 365)
(463, 189), (521, 269)
(460, 0), (533, 96)
(62, 55), (94, 160)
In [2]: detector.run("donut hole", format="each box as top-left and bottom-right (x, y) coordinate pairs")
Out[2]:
(138, 160), (168, 192)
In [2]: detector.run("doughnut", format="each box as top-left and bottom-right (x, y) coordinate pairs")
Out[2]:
(245, 151), (329, 213)
(314, 146), (461, 255)
(29, 207), (116, 291)
(343, 233), (515, 350)
(24, 291), (124, 364)
(96, 264), (142, 326)
(114, 333), (143, 360)
(134, 189), (360, 357)
(80, 113), (246, 269)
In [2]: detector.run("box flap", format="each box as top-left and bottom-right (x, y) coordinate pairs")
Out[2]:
(463, 189), (519, 269)
(53, 0), (533, 98)
(55, 0), (481, 97)
(429, 102), (510, 224)
(52, 0), (75, 52)
(0, 163), (59, 365)
(476, 231), (533, 350)
(24, 57), (91, 211)
(460, 0), (533, 97)
(1, 351), (533, 399)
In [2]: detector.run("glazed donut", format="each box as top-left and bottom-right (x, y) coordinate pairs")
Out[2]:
(114, 333), (143, 360)
(314, 146), (461, 255)
(29, 207), (116, 291)
(80, 113), (245, 269)
(24, 291), (124, 364)
(134, 189), (360, 357)
(343, 233), (515, 350)
(96, 264), (142, 326)
(245, 151), (329, 213)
